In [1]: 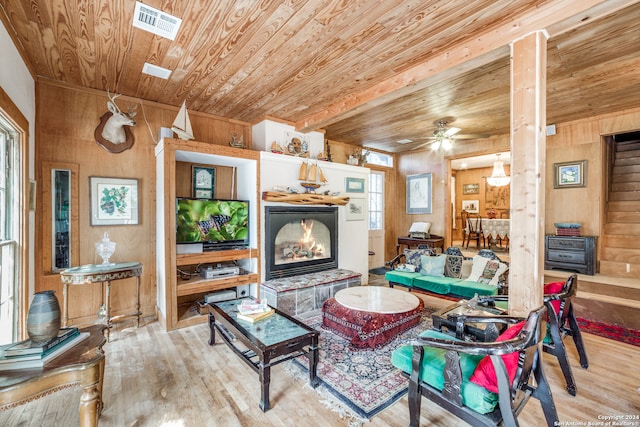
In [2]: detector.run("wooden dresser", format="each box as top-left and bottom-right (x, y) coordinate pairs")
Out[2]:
(544, 235), (597, 275)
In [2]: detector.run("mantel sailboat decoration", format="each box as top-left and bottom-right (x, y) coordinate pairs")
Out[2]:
(171, 100), (194, 140)
(299, 161), (328, 193)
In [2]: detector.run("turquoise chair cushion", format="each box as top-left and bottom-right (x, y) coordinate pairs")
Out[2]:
(385, 270), (420, 287)
(412, 275), (456, 294)
(449, 280), (498, 298)
(391, 329), (499, 414)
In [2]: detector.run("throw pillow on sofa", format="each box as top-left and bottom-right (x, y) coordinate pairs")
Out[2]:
(444, 255), (464, 278)
(419, 254), (446, 277)
(467, 255), (508, 286)
(404, 248), (435, 271)
(467, 255), (490, 282)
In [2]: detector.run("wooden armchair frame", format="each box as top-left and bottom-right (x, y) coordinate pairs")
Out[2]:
(407, 306), (558, 427)
(479, 274), (588, 396)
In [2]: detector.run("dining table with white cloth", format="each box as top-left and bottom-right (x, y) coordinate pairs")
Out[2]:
(480, 218), (510, 240)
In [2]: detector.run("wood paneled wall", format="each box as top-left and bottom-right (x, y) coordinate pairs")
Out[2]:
(34, 81), (252, 325)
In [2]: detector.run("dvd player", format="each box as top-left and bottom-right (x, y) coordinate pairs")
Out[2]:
(201, 265), (240, 279)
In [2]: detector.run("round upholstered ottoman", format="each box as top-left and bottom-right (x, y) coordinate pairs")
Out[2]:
(321, 286), (424, 348)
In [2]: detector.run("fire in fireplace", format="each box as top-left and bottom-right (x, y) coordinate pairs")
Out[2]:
(265, 206), (338, 280)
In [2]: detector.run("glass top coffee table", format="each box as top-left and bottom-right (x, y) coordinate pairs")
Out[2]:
(431, 299), (507, 342)
(205, 299), (319, 412)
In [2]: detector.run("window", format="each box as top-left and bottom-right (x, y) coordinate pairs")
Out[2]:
(366, 151), (393, 167)
(0, 115), (20, 344)
(368, 171), (383, 230)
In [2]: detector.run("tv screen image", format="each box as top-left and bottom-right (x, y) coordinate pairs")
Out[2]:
(177, 198), (249, 246)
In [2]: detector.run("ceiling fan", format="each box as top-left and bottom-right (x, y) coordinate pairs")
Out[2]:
(412, 118), (487, 151)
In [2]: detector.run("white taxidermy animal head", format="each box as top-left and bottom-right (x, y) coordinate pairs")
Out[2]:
(101, 91), (137, 145)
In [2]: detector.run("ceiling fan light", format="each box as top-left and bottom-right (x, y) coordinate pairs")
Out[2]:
(431, 140), (441, 151)
(441, 138), (453, 150)
(487, 158), (510, 187)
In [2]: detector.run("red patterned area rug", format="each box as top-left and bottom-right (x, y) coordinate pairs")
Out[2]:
(285, 309), (435, 425)
(577, 317), (640, 347)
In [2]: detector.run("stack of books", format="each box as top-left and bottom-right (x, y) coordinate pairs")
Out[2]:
(237, 300), (275, 323)
(0, 328), (89, 370)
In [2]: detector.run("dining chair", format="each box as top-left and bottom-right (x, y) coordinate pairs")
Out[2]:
(465, 213), (485, 248)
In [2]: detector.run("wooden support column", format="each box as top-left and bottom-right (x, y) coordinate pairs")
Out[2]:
(508, 31), (548, 316)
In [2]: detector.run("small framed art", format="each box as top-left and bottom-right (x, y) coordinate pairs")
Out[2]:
(346, 198), (366, 221)
(406, 173), (432, 214)
(461, 200), (479, 213)
(193, 166), (215, 198)
(554, 160), (587, 189)
(345, 177), (365, 193)
(90, 177), (139, 226)
(463, 183), (479, 195)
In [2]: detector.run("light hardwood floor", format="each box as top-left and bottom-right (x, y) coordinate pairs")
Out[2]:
(1, 286), (638, 426)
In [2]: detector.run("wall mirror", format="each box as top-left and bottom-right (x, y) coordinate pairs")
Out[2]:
(52, 168), (71, 271)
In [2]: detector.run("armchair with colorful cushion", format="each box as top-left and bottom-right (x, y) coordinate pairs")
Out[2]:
(391, 305), (557, 427)
(478, 273), (589, 396)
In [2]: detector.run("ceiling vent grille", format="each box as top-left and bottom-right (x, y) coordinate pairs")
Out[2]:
(133, 2), (182, 41)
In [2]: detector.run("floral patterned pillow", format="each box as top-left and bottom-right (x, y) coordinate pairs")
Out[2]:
(444, 255), (464, 278)
(404, 248), (435, 271)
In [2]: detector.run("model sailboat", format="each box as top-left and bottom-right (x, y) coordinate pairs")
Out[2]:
(299, 161), (328, 193)
(171, 100), (194, 140)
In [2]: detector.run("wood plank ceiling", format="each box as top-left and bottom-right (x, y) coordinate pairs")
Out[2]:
(1, 0), (639, 152)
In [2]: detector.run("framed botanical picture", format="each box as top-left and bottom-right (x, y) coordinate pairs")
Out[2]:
(554, 160), (587, 188)
(462, 200), (479, 213)
(192, 166), (215, 198)
(345, 177), (365, 193)
(90, 177), (139, 225)
(462, 183), (479, 195)
(406, 173), (432, 214)
(346, 198), (366, 221)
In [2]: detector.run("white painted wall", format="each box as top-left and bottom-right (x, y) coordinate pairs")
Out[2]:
(256, 119), (370, 284)
(0, 21), (36, 295)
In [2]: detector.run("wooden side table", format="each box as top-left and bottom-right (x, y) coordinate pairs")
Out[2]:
(396, 235), (444, 254)
(60, 262), (142, 340)
(0, 325), (107, 427)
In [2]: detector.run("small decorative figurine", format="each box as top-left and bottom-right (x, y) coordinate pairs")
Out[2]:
(229, 132), (245, 149)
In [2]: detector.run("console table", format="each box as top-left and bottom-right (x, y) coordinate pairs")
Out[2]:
(397, 235), (444, 254)
(60, 262), (142, 340)
(0, 325), (107, 427)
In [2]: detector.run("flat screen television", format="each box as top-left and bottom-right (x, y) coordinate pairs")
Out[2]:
(176, 198), (250, 250)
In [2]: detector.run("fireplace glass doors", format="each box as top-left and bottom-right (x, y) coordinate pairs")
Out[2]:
(265, 206), (338, 280)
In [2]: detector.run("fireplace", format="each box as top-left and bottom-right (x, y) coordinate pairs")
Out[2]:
(265, 206), (338, 280)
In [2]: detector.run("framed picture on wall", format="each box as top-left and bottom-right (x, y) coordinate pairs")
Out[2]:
(461, 200), (479, 213)
(90, 177), (139, 225)
(192, 166), (215, 198)
(406, 173), (432, 214)
(346, 198), (366, 221)
(554, 160), (587, 188)
(463, 183), (479, 195)
(485, 181), (510, 209)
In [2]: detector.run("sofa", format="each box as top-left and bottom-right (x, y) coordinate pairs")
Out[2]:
(385, 247), (508, 299)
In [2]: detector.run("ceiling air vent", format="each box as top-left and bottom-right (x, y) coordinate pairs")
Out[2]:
(133, 1), (182, 41)
(142, 62), (172, 79)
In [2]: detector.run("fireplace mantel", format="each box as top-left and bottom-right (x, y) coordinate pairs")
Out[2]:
(262, 191), (350, 206)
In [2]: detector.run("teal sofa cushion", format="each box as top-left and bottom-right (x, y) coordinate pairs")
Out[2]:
(385, 270), (421, 287)
(412, 275), (457, 294)
(449, 280), (498, 298)
(391, 329), (498, 414)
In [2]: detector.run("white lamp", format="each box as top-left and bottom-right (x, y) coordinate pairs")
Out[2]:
(486, 154), (510, 187)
